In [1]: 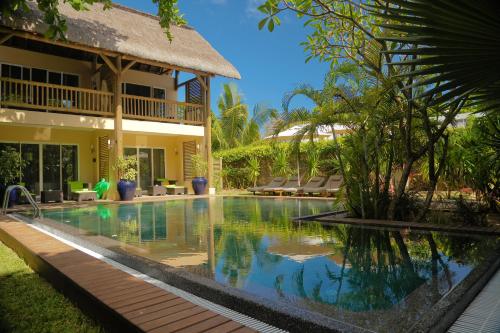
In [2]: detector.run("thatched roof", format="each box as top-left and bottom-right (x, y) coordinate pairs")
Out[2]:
(1, 1), (241, 79)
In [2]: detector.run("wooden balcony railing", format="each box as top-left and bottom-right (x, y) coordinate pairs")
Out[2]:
(122, 94), (205, 125)
(0, 77), (206, 125)
(0, 77), (114, 116)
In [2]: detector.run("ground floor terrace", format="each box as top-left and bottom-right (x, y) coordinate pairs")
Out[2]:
(0, 115), (205, 196)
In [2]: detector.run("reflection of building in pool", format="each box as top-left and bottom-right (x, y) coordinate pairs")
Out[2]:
(114, 199), (219, 273)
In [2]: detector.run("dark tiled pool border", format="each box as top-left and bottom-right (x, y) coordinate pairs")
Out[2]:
(16, 212), (500, 333)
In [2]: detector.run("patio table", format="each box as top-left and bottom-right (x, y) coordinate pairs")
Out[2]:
(41, 190), (63, 203)
(148, 185), (167, 196)
(71, 190), (97, 202)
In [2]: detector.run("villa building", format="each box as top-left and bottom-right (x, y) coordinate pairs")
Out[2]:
(0, 1), (240, 197)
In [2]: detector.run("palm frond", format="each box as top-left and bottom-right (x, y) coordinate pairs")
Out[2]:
(375, 0), (500, 109)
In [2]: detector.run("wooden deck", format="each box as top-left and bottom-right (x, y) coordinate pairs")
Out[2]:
(0, 216), (257, 333)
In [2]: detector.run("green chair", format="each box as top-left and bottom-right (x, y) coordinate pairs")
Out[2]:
(66, 181), (97, 202)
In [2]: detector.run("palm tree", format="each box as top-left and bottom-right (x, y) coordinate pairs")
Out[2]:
(378, 0), (500, 110)
(212, 83), (277, 151)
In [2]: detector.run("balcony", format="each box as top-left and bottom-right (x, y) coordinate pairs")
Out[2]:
(0, 77), (205, 125)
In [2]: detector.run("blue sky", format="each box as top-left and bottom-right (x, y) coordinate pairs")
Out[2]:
(116, 0), (330, 115)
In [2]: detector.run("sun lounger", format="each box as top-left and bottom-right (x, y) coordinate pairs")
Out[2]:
(247, 177), (286, 194)
(297, 176), (326, 196)
(263, 176), (301, 195)
(300, 175), (343, 196)
(325, 175), (343, 196)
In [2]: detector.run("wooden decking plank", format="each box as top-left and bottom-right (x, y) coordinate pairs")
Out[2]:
(107, 289), (171, 308)
(102, 286), (163, 304)
(203, 320), (245, 333)
(85, 278), (148, 296)
(148, 311), (220, 333)
(118, 293), (180, 314)
(139, 307), (208, 331)
(133, 301), (197, 325)
(168, 314), (231, 333)
(124, 297), (186, 320)
(0, 219), (262, 333)
(90, 278), (154, 297)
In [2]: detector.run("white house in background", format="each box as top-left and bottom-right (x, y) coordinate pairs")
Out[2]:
(264, 124), (349, 142)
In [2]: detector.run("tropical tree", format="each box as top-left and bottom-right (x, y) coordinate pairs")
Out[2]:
(259, 0), (471, 220)
(1, 0), (184, 40)
(212, 83), (277, 151)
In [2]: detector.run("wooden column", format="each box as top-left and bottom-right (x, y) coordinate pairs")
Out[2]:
(114, 56), (123, 157)
(204, 76), (213, 191)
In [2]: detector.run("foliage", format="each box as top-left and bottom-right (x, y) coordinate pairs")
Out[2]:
(0, 147), (24, 184)
(0, 242), (104, 333)
(191, 154), (207, 177)
(375, 0), (500, 110)
(212, 83), (277, 151)
(258, 0), (474, 220)
(1, 0), (185, 41)
(215, 140), (336, 189)
(305, 145), (320, 178)
(247, 156), (260, 187)
(271, 148), (291, 177)
(114, 155), (137, 182)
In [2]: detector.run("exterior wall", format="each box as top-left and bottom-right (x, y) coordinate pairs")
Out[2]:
(0, 109), (205, 137)
(0, 45), (177, 100)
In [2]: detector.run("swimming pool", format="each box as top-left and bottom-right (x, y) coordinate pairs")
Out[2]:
(33, 197), (499, 332)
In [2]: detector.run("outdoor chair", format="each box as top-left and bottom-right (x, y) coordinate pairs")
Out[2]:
(325, 175), (343, 197)
(66, 181), (97, 202)
(247, 177), (286, 194)
(297, 176), (326, 196)
(263, 176), (301, 195)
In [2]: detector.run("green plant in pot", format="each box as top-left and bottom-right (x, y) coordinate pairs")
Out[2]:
(115, 156), (138, 201)
(191, 154), (208, 195)
(0, 147), (24, 207)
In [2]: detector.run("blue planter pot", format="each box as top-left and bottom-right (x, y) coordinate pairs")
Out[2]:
(192, 177), (207, 195)
(117, 180), (136, 201)
(0, 184), (17, 208)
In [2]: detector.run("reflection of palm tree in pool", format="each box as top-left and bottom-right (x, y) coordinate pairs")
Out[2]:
(283, 226), (457, 312)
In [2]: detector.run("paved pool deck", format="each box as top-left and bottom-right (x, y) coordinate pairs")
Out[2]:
(0, 215), (264, 333)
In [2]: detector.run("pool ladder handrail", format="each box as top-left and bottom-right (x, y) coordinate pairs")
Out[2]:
(2, 185), (41, 218)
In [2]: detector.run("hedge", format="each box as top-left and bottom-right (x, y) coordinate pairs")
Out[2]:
(214, 140), (339, 189)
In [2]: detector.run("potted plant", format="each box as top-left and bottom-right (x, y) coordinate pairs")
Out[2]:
(191, 154), (208, 195)
(0, 147), (24, 207)
(115, 156), (138, 201)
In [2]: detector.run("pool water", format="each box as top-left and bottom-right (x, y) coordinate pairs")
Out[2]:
(37, 197), (499, 332)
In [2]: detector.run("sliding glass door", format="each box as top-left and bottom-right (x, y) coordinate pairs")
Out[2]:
(124, 147), (166, 189)
(21, 144), (39, 193)
(43, 145), (61, 191)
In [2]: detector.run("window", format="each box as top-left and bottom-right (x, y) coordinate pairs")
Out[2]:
(0, 142), (78, 194)
(123, 83), (151, 97)
(124, 147), (166, 188)
(0, 63), (79, 87)
(21, 144), (40, 194)
(153, 149), (165, 180)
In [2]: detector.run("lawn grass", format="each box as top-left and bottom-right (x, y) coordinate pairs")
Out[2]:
(0, 241), (105, 333)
